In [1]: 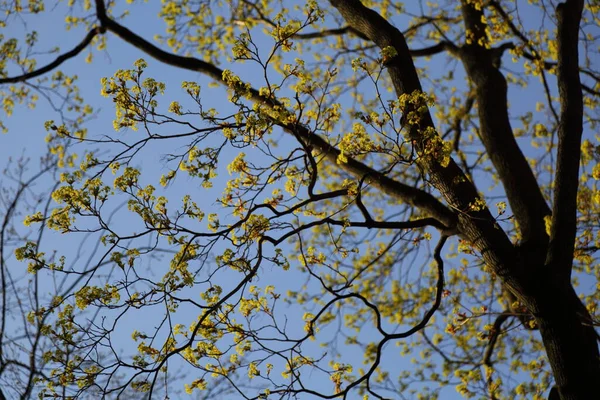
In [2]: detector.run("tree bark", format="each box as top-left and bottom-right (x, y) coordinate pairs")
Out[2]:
(529, 275), (599, 400)
(328, 1), (600, 399)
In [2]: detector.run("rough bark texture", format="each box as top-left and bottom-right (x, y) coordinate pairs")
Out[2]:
(329, 1), (599, 399)
(532, 278), (599, 399)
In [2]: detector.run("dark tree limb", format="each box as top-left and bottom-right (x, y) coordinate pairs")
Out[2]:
(459, 1), (550, 252)
(535, 3), (600, 397)
(292, 26), (368, 40)
(327, 0), (522, 292)
(265, 216), (450, 247)
(482, 313), (509, 367)
(93, 0), (458, 230)
(546, 0), (584, 278)
(409, 41), (458, 57)
(292, 28), (461, 55)
(581, 83), (600, 97)
(356, 174), (374, 222)
(0, 27), (104, 84)
(549, 386), (560, 400)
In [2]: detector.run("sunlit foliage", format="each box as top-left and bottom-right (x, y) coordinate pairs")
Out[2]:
(1, 0), (599, 399)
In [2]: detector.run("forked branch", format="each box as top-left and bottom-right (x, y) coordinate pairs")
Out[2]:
(459, 0), (550, 249)
(92, 0), (457, 229)
(328, 0), (520, 287)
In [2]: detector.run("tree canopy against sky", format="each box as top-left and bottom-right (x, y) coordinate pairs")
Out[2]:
(0, 0), (599, 399)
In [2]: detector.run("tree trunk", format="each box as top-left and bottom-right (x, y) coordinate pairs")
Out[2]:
(328, 1), (600, 399)
(528, 275), (600, 399)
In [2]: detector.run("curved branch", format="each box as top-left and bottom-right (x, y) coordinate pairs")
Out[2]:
(410, 41), (459, 57)
(93, 0), (457, 229)
(291, 235), (448, 398)
(292, 26), (366, 40)
(387, 234), (447, 339)
(581, 83), (600, 97)
(0, 27), (104, 84)
(264, 216), (450, 247)
(356, 174), (373, 222)
(482, 313), (509, 367)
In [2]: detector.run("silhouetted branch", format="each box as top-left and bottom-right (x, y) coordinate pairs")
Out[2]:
(93, 0), (458, 229)
(387, 234), (448, 339)
(459, 0), (551, 248)
(546, 0), (584, 278)
(0, 27), (104, 85)
(483, 313), (509, 367)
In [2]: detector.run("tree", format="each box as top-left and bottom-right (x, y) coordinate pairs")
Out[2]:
(1, 0), (599, 398)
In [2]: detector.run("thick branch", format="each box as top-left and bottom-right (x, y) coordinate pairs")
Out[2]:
(94, 0), (457, 229)
(0, 27), (103, 84)
(459, 1), (550, 249)
(292, 25), (363, 39)
(323, 216), (447, 232)
(328, 0), (523, 292)
(298, 29), (461, 57)
(266, 217), (451, 248)
(547, 0), (584, 277)
(410, 41), (459, 57)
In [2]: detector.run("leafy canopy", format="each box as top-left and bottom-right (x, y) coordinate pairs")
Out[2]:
(1, 0), (599, 399)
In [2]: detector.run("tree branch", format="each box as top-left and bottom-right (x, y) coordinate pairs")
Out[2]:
(483, 313), (509, 367)
(459, 1), (550, 251)
(265, 216), (451, 247)
(387, 234), (448, 339)
(327, 0), (523, 291)
(410, 41), (459, 57)
(93, 0), (458, 229)
(0, 27), (104, 84)
(292, 26), (367, 40)
(546, 0), (585, 278)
